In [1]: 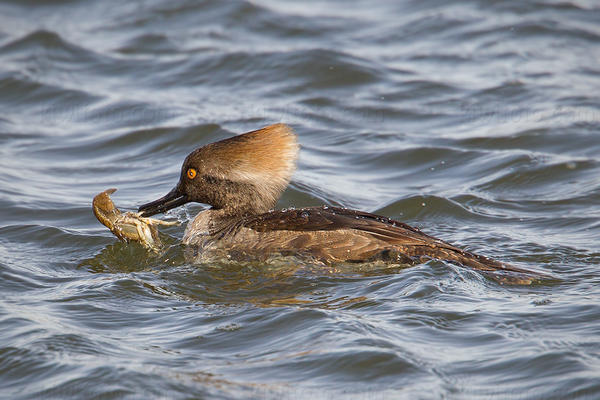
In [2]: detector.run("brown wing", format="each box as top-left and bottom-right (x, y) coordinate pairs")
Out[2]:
(240, 206), (424, 236)
(220, 206), (537, 276)
(233, 206), (475, 254)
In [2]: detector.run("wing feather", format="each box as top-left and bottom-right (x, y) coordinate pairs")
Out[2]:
(214, 206), (538, 275)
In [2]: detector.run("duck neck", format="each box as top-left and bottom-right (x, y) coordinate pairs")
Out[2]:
(196, 176), (279, 218)
(182, 201), (272, 245)
(183, 177), (284, 242)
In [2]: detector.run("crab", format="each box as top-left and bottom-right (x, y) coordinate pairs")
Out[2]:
(93, 188), (178, 250)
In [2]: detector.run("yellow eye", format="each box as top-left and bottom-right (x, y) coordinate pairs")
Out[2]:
(187, 168), (197, 179)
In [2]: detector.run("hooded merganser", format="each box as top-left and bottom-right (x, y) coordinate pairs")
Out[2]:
(138, 124), (530, 275)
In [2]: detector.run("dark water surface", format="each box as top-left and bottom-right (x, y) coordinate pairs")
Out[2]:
(1, 0), (600, 399)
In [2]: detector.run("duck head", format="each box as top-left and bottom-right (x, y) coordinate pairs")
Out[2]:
(138, 123), (299, 218)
